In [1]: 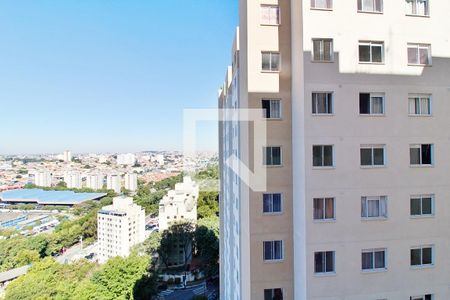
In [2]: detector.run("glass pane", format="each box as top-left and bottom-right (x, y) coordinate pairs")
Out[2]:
(422, 247), (432, 265)
(408, 47), (418, 64)
(359, 45), (371, 62)
(313, 40), (321, 61)
(410, 147), (420, 165)
(362, 252), (373, 270)
(261, 7), (271, 24)
(421, 144), (432, 164)
(313, 198), (324, 219)
(360, 148), (373, 166)
(316, 93), (327, 113)
(271, 7), (280, 25)
(262, 100), (271, 118)
(325, 251), (334, 272)
(313, 146), (322, 167)
(361, 197), (367, 217)
(264, 241), (272, 260)
(271, 53), (280, 71)
(372, 45), (383, 62)
(417, 0), (428, 15)
(406, 0), (414, 14)
(323, 146), (333, 166)
(263, 194), (272, 213)
(274, 289), (283, 300)
(409, 98), (417, 114)
(327, 93), (333, 113)
(264, 289), (273, 300)
(314, 0), (328, 8)
(373, 148), (384, 165)
(374, 251), (385, 268)
(419, 48), (429, 65)
(273, 194), (282, 212)
(411, 248), (422, 265)
(410, 198), (422, 215)
(264, 147), (271, 165)
(314, 252), (324, 273)
(420, 98), (430, 115)
(422, 197), (432, 215)
(325, 198), (334, 219)
(323, 40), (332, 61)
(367, 199), (380, 217)
(371, 97), (384, 114)
(362, 0), (374, 11)
(272, 147), (281, 165)
(375, 0), (383, 12)
(359, 93), (370, 114)
(262, 53), (271, 70)
(274, 241), (282, 259)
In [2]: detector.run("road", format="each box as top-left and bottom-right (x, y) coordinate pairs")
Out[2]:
(158, 281), (218, 300)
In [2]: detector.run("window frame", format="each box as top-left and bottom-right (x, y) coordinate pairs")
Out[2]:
(312, 145), (334, 168)
(312, 92), (334, 115)
(361, 248), (387, 272)
(313, 197), (336, 221)
(407, 43), (432, 66)
(410, 194), (434, 218)
(357, 0), (383, 13)
(314, 251), (336, 275)
(262, 99), (282, 119)
(260, 5), (281, 26)
(405, 0), (430, 17)
(261, 51), (281, 72)
(358, 41), (385, 64)
(360, 144), (386, 167)
(361, 196), (388, 220)
(410, 245), (434, 268)
(312, 39), (334, 62)
(311, 0), (333, 10)
(263, 240), (284, 262)
(263, 146), (283, 166)
(359, 93), (385, 115)
(264, 288), (284, 300)
(263, 193), (283, 215)
(409, 144), (434, 167)
(408, 94), (432, 116)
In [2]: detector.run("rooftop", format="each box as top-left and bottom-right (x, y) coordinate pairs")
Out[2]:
(0, 189), (107, 205)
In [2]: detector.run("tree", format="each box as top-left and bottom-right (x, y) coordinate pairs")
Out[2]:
(159, 222), (195, 270)
(194, 216), (219, 277)
(56, 181), (67, 188)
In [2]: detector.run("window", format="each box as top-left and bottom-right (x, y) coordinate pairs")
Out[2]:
(410, 144), (433, 166)
(261, 5), (280, 25)
(360, 93), (384, 115)
(410, 295), (433, 300)
(264, 288), (283, 300)
(359, 41), (384, 63)
(312, 145), (333, 167)
(410, 246), (433, 267)
(311, 0), (333, 9)
(264, 147), (282, 166)
(361, 196), (387, 219)
(313, 198), (335, 220)
(262, 99), (282, 119)
(262, 52), (280, 72)
(263, 240), (283, 261)
(409, 94), (431, 115)
(312, 39), (333, 62)
(312, 92), (333, 114)
(406, 0), (429, 16)
(408, 44), (431, 66)
(410, 195), (434, 216)
(358, 0), (383, 13)
(263, 193), (282, 214)
(360, 145), (385, 166)
(362, 249), (387, 271)
(314, 251), (335, 274)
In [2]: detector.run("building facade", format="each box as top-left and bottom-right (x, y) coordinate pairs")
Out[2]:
(219, 1), (450, 299)
(97, 196), (145, 263)
(34, 171), (52, 187)
(86, 174), (104, 190)
(106, 174), (121, 194)
(124, 173), (138, 192)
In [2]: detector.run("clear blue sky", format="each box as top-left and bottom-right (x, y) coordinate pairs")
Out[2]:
(0, 1), (238, 155)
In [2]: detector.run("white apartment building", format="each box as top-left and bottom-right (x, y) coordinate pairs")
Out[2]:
(86, 174), (104, 190)
(34, 171), (52, 187)
(219, 1), (450, 299)
(63, 150), (72, 162)
(158, 177), (199, 231)
(97, 196), (145, 263)
(63, 171), (82, 189)
(106, 174), (121, 194)
(124, 173), (138, 192)
(116, 153), (136, 166)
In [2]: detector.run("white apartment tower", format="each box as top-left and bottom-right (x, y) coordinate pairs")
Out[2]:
(63, 150), (72, 162)
(63, 171), (82, 189)
(124, 173), (138, 192)
(219, 1), (450, 299)
(86, 174), (104, 190)
(97, 196), (145, 263)
(158, 177), (199, 231)
(34, 171), (52, 187)
(106, 174), (121, 194)
(116, 153), (136, 166)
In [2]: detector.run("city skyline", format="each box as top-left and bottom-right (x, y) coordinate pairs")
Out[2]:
(0, 1), (238, 155)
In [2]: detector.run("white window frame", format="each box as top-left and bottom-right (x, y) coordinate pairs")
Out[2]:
(312, 145), (334, 168)
(263, 146), (282, 166)
(359, 93), (385, 115)
(261, 51), (281, 72)
(410, 295), (434, 300)
(409, 144), (434, 166)
(312, 39), (334, 62)
(408, 43), (432, 66)
(360, 144), (386, 167)
(410, 194), (434, 217)
(361, 248), (387, 272)
(263, 193), (283, 215)
(263, 240), (284, 262)
(359, 41), (385, 64)
(312, 92), (334, 115)
(313, 197), (336, 221)
(262, 99), (282, 119)
(406, 0), (430, 16)
(410, 245), (434, 268)
(361, 196), (388, 219)
(260, 5), (280, 26)
(314, 251), (336, 275)
(311, 0), (333, 10)
(408, 94), (432, 116)
(358, 0), (383, 13)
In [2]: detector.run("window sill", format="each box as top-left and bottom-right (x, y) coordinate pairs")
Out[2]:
(408, 63), (432, 67)
(410, 264), (434, 270)
(264, 164), (284, 168)
(310, 7), (333, 11)
(311, 60), (335, 63)
(358, 62), (385, 65)
(261, 70), (280, 74)
(357, 10), (383, 14)
(260, 23), (280, 27)
(312, 166), (335, 170)
(410, 164), (434, 168)
(263, 212), (284, 216)
(264, 117), (283, 121)
(361, 268), (387, 274)
(359, 114), (385, 117)
(410, 215), (435, 219)
(405, 14), (430, 18)
(264, 259), (284, 264)
(313, 272), (336, 277)
(360, 165), (386, 169)
(361, 217), (388, 221)
(312, 113), (334, 117)
(408, 114), (432, 117)
(313, 219), (336, 223)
